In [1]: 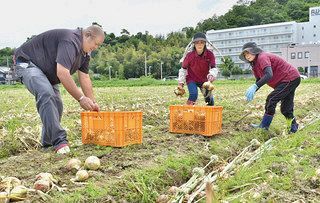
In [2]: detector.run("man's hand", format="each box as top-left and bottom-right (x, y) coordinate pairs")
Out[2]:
(79, 96), (97, 111)
(245, 84), (258, 102)
(92, 102), (100, 112)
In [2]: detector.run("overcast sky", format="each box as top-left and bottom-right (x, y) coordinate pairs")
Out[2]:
(0, 0), (238, 48)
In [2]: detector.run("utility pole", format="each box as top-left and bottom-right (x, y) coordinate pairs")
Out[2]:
(160, 61), (163, 80)
(109, 66), (112, 80)
(144, 53), (147, 76)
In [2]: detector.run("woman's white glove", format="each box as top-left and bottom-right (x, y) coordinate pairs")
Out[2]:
(207, 68), (218, 82)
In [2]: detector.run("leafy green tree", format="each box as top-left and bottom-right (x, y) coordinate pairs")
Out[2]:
(286, 0), (309, 22)
(0, 47), (14, 66)
(120, 29), (130, 35)
(182, 27), (197, 39)
(220, 56), (234, 78)
(231, 65), (243, 75)
(0, 47), (14, 56)
(276, 0), (289, 5)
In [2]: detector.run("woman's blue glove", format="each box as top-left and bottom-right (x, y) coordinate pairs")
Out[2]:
(245, 84), (258, 101)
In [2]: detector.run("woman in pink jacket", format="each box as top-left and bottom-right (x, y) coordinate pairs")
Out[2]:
(177, 33), (218, 106)
(239, 42), (300, 133)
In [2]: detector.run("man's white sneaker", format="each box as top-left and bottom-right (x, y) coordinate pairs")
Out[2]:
(56, 146), (70, 154)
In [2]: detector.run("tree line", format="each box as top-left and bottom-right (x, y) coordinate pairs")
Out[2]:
(1, 0), (319, 79)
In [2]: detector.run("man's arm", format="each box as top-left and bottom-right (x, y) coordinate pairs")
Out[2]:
(56, 63), (95, 110)
(78, 71), (94, 101)
(78, 70), (99, 111)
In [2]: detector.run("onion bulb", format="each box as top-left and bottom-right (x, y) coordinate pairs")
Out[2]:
(202, 82), (214, 91)
(192, 167), (205, 176)
(84, 156), (100, 170)
(9, 185), (28, 201)
(66, 158), (82, 171)
(250, 139), (261, 148)
(252, 191), (262, 199)
(33, 179), (51, 193)
(174, 86), (186, 96)
(72, 170), (89, 182)
(1, 177), (21, 188)
(210, 155), (219, 163)
(167, 186), (180, 194)
(156, 194), (169, 203)
(35, 173), (57, 184)
(0, 192), (9, 203)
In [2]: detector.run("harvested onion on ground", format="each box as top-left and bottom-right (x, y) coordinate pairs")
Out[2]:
(192, 167), (205, 176)
(66, 158), (82, 171)
(9, 185), (28, 201)
(1, 177), (22, 188)
(84, 156), (101, 170)
(35, 173), (57, 184)
(0, 191), (9, 201)
(33, 179), (51, 193)
(167, 186), (180, 194)
(71, 170), (89, 182)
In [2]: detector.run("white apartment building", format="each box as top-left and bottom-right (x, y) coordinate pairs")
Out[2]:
(207, 6), (320, 71)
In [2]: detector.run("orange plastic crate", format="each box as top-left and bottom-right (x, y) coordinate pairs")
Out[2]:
(169, 105), (223, 136)
(81, 111), (143, 147)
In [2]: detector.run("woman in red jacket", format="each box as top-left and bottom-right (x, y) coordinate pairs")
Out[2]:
(177, 32), (218, 106)
(239, 42), (300, 133)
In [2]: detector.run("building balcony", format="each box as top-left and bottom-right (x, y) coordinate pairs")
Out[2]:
(208, 30), (294, 42)
(213, 39), (293, 49)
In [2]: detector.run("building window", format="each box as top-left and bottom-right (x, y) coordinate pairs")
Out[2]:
(314, 34), (316, 37)
(229, 49), (232, 52)
(298, 52), (302, 59)
(302, 36), (304, 39)
(302, 27), (304, 30)
(291, 53), (296, 59)
(314, 25), (316, 28)
(304, 52), (310, 58)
